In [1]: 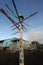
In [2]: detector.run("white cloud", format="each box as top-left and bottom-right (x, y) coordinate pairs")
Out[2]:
(26, 29), (43, 44)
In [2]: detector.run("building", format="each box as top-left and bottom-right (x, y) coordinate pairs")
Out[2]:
(0, 38), (43, 52)
(0, 38), (29, 52)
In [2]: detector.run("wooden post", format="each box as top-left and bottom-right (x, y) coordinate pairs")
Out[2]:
(19, 23), (24, 65)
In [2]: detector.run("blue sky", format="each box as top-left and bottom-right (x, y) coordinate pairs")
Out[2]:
(0, 0), (43, 43)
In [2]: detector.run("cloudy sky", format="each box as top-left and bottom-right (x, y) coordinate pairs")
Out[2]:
(25, 28), (43, 43)
(0, 0), (43, 43)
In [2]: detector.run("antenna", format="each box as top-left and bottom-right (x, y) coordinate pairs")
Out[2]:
(0, 0), (38, 65)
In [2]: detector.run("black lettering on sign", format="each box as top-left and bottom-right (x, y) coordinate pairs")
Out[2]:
(19, 59), (22, 63)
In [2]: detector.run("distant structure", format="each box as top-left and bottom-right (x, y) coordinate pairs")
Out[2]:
(30, 41), (40, 50)
(0, 38), (29, 52)
(0, 38), (43, 52)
